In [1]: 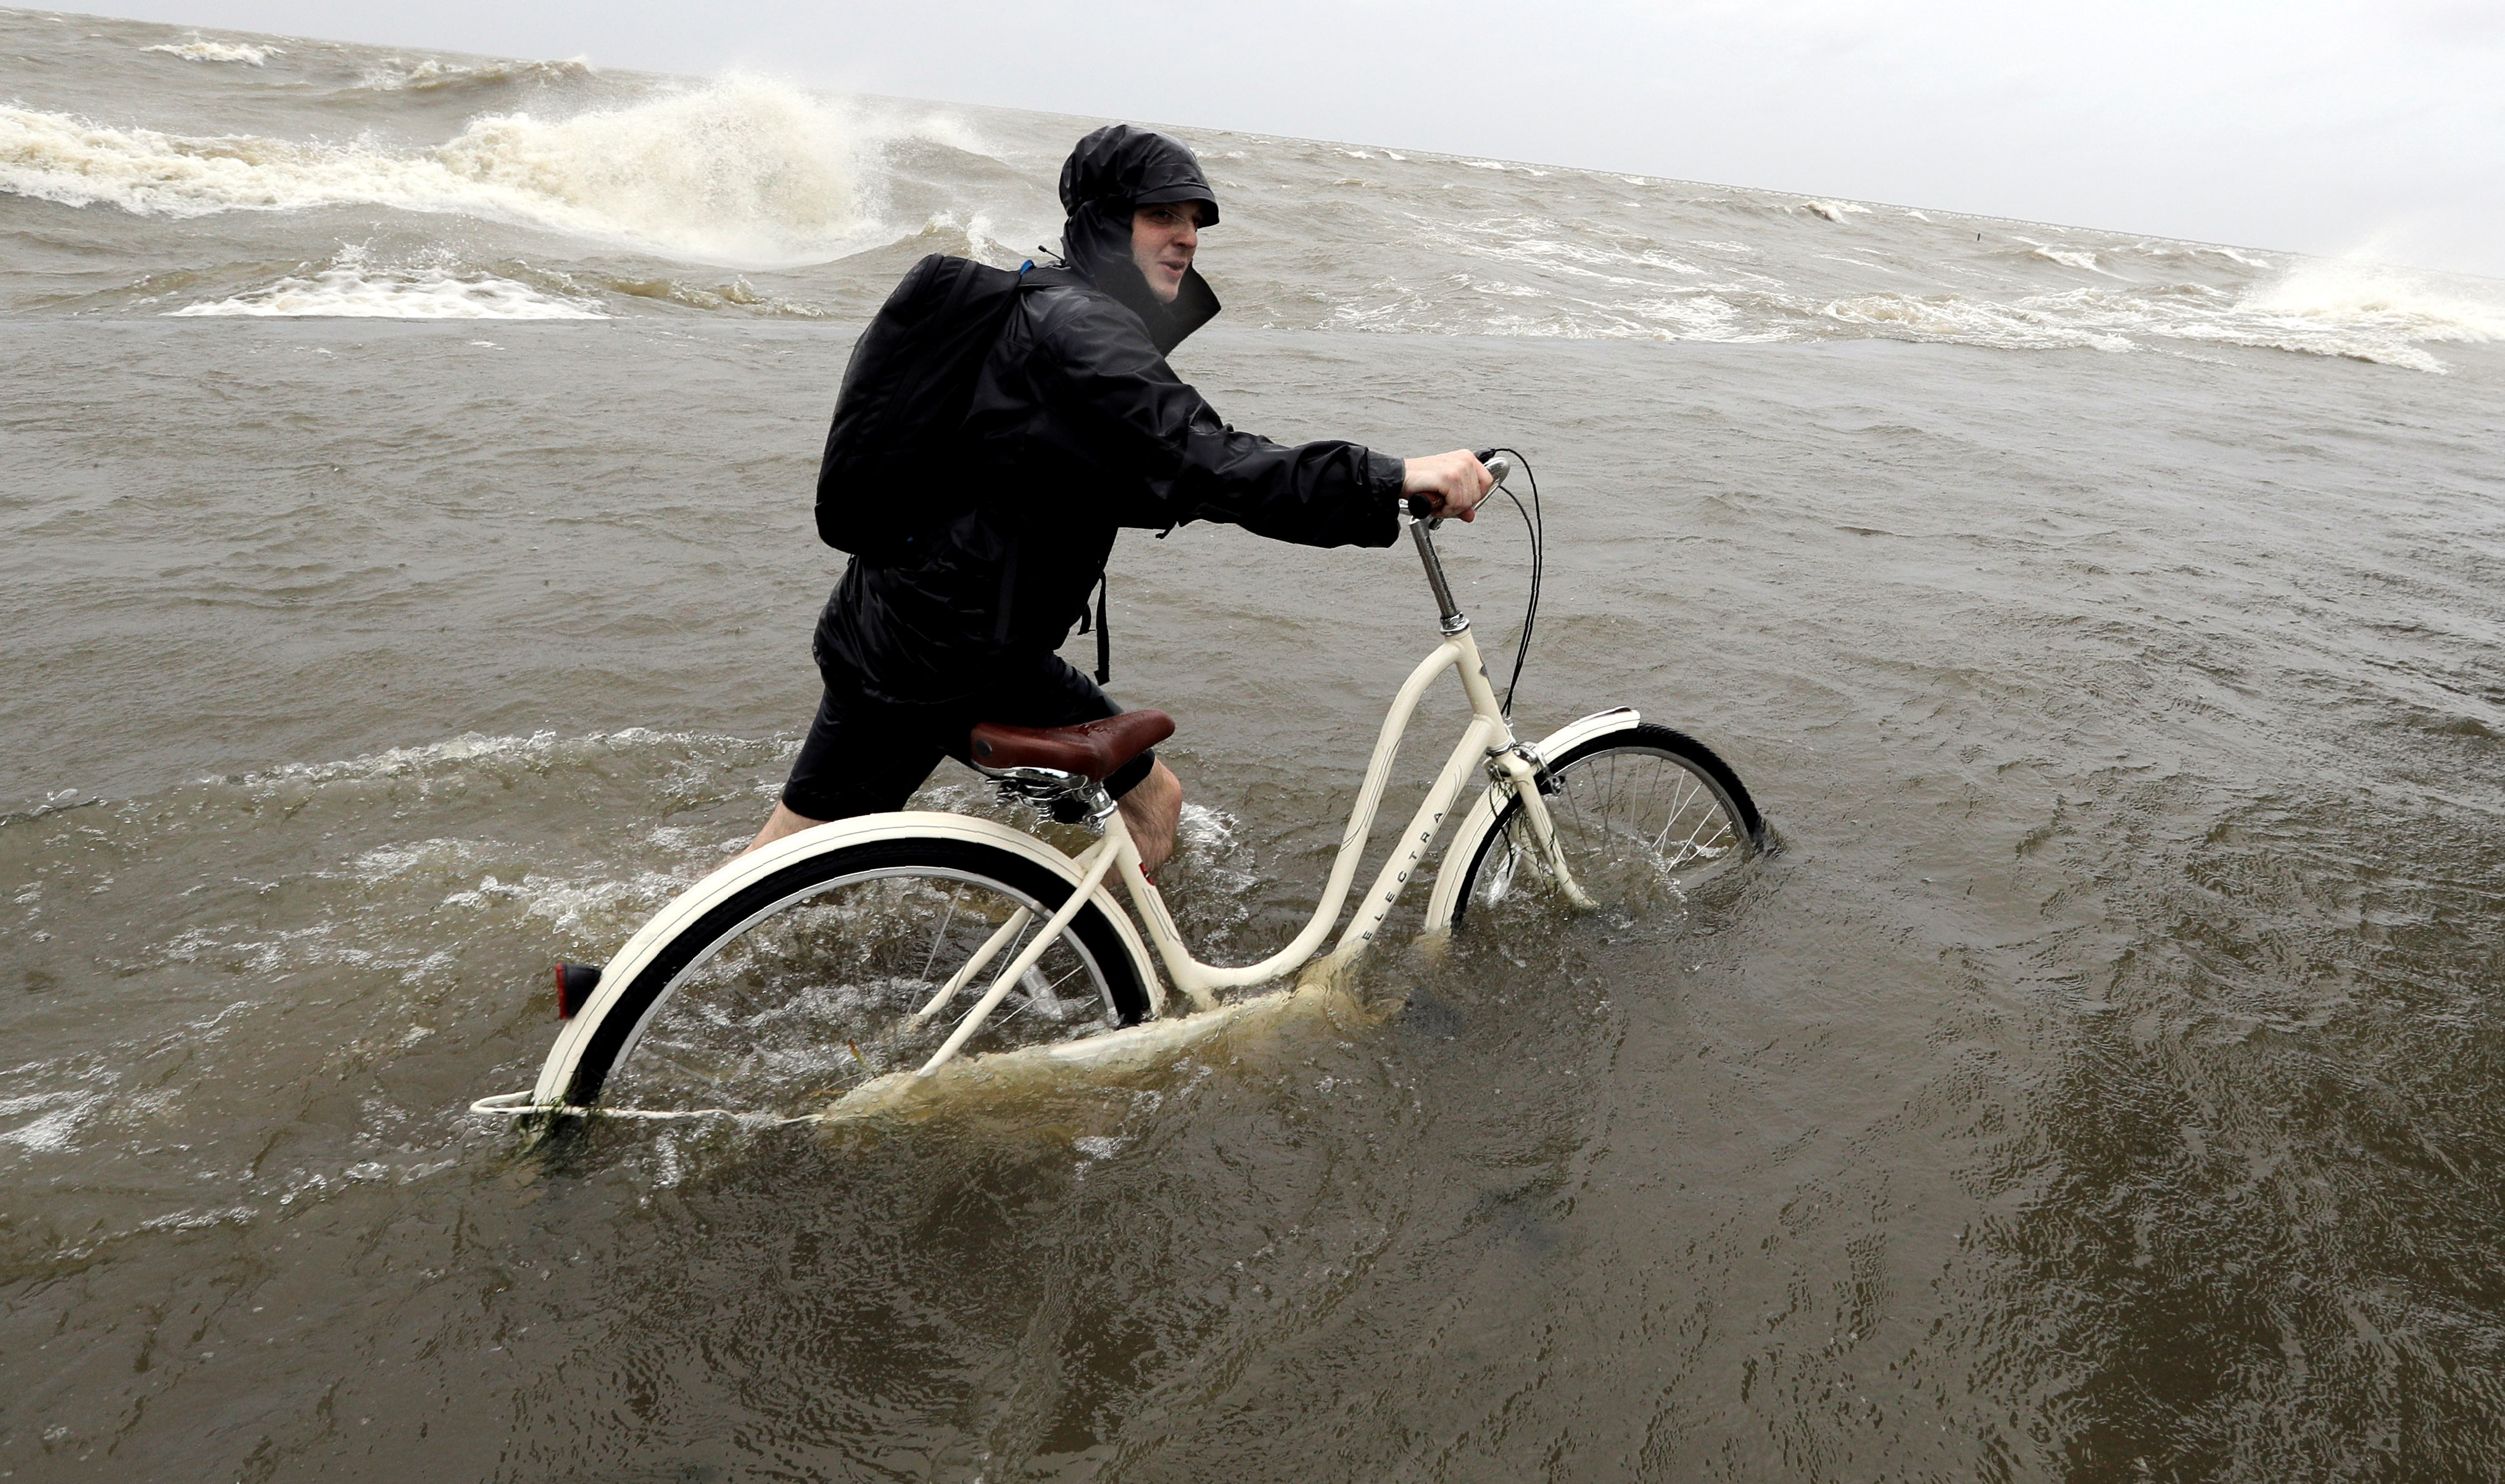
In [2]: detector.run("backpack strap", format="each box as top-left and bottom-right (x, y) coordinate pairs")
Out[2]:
(1074, 574), (1111, 683)
(993, 258), (1112, 683)
(1094, 577), (1110, 684)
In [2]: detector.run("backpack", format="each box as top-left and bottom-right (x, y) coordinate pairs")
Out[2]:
(816, 254), (1045, 563)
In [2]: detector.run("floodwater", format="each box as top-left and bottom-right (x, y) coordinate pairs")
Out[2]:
(6, 10), (2505, 1480)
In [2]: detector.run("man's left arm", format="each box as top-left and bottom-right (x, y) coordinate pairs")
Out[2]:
(1038, 299), (1406, 548)
(1170, 408), (1409, 548)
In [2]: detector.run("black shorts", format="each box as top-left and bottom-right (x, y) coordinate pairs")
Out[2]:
(780, 650), (1156, 822)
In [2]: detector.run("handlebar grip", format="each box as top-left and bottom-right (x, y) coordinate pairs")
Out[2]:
(1407, 449), (1511, 523)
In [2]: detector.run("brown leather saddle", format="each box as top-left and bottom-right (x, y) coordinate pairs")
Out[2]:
(968, 709), (1175, 784)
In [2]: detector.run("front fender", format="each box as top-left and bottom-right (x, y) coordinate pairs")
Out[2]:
(1420, 707), (1641, 936)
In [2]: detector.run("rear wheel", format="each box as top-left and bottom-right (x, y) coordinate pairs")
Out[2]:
(574, 837), (1149, 1116)
(1452, 723), (1762, 927)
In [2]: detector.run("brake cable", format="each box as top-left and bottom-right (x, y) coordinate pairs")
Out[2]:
(1481, 446), (1544, 719)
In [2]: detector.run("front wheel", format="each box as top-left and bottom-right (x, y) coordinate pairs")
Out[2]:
(573, 836), (1151, 1116)
(1451, 723), (1763, 928)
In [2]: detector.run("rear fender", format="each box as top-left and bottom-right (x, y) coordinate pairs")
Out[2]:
(515, 811), (1158, 1111)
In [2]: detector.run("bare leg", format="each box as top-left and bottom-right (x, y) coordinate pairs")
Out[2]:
(737, 800), (829, 859)
(1121, 761), (1184, 874)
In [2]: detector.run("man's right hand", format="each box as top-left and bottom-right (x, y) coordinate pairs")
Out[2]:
(1402, 450), (1495, 522)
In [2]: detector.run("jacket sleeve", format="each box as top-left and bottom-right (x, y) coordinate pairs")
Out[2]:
(1032, 295), (1406, 548)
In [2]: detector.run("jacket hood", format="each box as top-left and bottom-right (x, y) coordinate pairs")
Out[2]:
(1056, 125), (1221, 355)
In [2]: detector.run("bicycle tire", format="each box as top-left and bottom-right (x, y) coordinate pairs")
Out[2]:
(567, 835), (1151, 1111)
(1450, 723), (1763, 928)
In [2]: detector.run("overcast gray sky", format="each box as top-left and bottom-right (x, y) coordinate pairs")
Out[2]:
(80, 0), (2505, 277)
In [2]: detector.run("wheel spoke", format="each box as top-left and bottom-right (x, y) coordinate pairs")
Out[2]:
(918, 883), (965, 983)
(1462, 736), (1754, 926)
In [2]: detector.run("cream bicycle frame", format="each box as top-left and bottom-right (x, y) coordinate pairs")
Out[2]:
(899, 505), (1589, 1080)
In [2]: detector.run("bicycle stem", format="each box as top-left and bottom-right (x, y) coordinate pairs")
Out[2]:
(1409, 513), (1469, 634)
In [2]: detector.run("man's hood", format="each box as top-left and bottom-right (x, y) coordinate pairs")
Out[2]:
(1056, 124), (1221, 355)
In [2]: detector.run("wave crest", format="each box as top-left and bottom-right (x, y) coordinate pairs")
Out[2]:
(144, 37), (277, 65)
(357, 55), (595, 93)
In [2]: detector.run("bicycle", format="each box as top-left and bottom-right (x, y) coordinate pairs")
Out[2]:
(471, 452), (1765, 1123)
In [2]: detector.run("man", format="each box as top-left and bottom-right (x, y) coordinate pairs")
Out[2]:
(744, 125), (1491, 869)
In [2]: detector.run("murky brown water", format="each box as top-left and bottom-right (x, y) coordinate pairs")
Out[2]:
(7, 12), (2505, 1481)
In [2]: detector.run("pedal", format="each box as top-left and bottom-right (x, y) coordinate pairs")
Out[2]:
(553, 962), (602, 1019)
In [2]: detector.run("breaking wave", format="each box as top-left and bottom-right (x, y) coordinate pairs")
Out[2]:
(167, 249), (603, 319)
(0, 76), (907, 266)
(1801, 199), (1873, 223)
(2240, 257), (2505, 345)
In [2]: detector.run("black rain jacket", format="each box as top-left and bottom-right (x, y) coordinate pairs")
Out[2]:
(816, 125), (1406, 704)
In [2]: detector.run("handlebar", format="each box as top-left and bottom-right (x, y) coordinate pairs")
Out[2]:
(1404, 448), (1513, 523)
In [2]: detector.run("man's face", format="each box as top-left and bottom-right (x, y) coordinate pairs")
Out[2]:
(1130, 201), (1205, 303)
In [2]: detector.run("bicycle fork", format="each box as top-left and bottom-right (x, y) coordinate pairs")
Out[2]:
(1488, 745), (1599, 913)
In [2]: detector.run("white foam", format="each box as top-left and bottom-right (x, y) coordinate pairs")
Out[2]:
(2238, 257), (2505, 345)
(2027, 244), (2118, 276)
(1820, 291), (2138, 354)
(0, 1092), (98, 1153)
(922, 208), (1015, 265)
(204, 727), (794, 810)
(1331, 196), (2496, 368)
(134, 1205), (260, 1234)
(0, 1087), (89, 1118)
(2108, 239), (2278, 272)
(145, 37), (278, 65)
(1433, 215), (1712, 282)
(0, 75), (908, 266)
(170, 252), (602, 319)
(1816, 273), (2498, 371)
